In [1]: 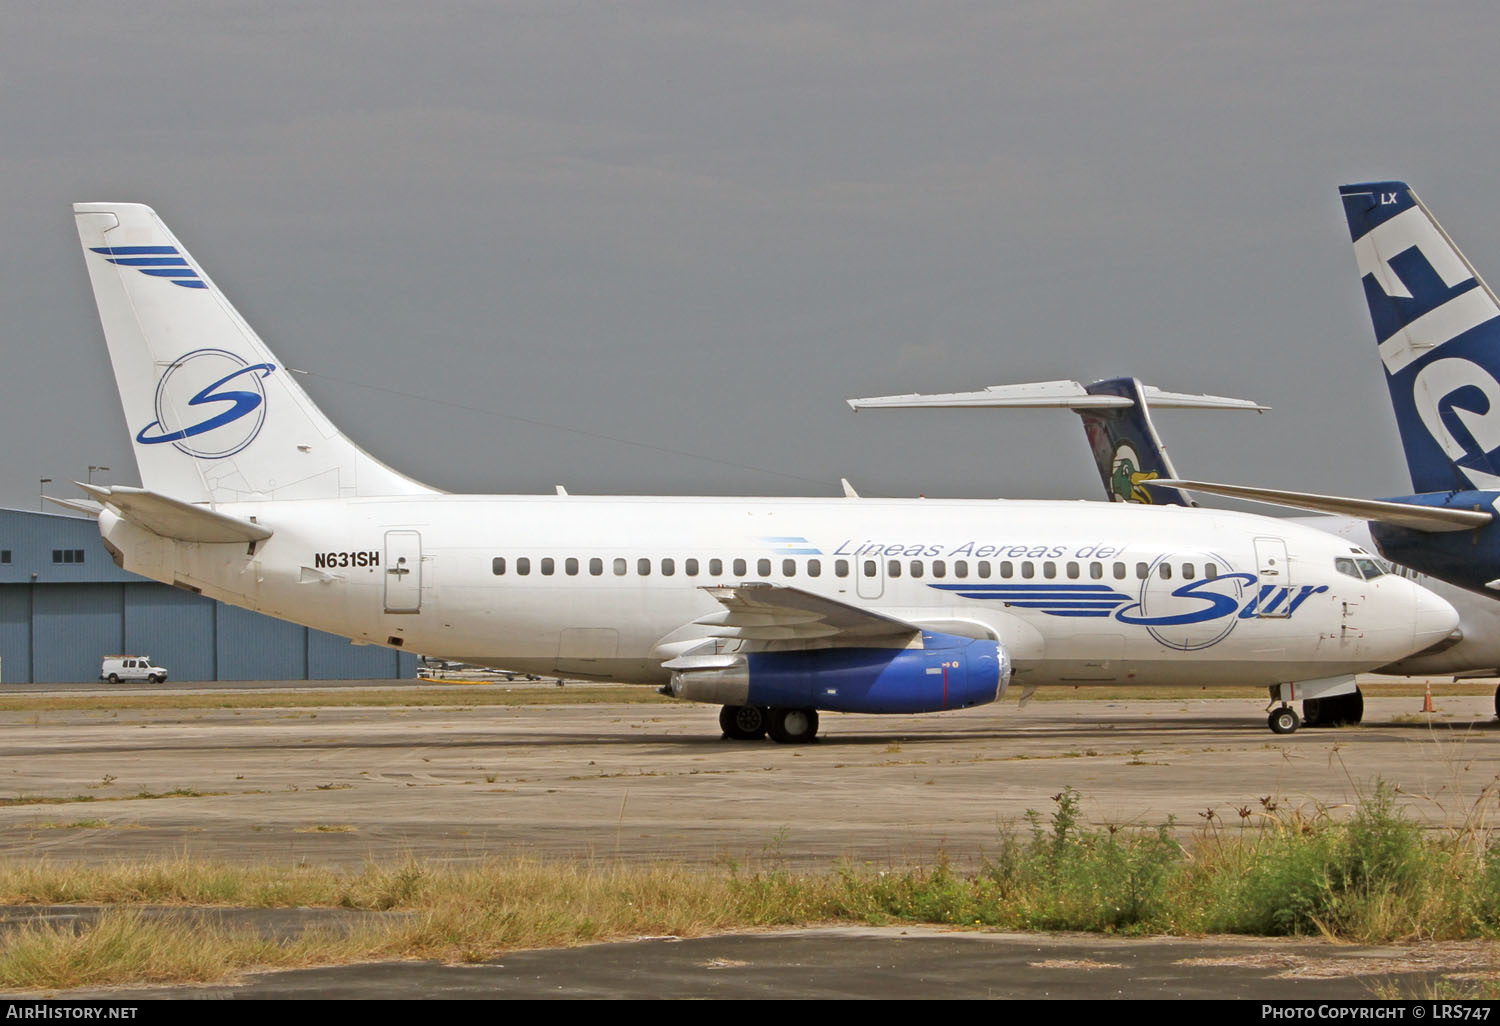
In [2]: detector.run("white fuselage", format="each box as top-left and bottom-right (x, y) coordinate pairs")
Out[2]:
(98, 494), (1456, 693)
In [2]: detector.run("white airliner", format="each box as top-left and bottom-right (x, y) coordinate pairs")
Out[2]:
(65, 203), (1459, 740)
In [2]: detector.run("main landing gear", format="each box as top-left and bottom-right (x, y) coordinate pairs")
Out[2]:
(719, 704), (819, 744)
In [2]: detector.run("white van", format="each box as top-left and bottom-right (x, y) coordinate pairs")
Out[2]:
(101, 655), (168, 684)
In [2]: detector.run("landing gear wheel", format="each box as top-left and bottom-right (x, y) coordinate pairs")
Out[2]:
(1268, 706), (1301, 735)
(719, 704), (769, 740)
(767, 707), (819, 744)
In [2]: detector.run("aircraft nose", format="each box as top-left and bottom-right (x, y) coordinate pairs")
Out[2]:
(1410, 582), (1460, 650)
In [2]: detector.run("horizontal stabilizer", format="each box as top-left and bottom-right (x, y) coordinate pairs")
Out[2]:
(79, 483), (274, 543)
(43, 495), (104, 517)
(1152, 479), (1493, 532)
(848, 380), (1268, 412)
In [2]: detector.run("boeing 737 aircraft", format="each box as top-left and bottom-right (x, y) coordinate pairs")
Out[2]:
(852, 376), (1500, 722)
(65, 203), (1458, 740)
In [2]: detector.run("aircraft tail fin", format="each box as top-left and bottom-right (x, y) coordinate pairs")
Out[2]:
(73, 203), (437, 504)
(1340, 182), (1500, 493)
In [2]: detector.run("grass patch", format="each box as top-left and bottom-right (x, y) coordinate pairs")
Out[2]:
(0, 782), (1497, 992)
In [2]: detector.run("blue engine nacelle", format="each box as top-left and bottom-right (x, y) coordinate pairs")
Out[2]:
(742, 631), (1010, 714)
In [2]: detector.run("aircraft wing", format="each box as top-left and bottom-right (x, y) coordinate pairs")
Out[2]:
(80, 483), (274, 543)
(688, 583), (919, 647)
(1152, 479), (1493, 533)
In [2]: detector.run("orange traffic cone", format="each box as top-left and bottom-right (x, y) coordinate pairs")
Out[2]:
(1422, 682), (1435, 713)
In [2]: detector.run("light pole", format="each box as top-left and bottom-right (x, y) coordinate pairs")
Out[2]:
(38, 478), (51, 513)
(87, 465), (110, 484)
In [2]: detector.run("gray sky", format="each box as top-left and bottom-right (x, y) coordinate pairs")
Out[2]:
(5, 1), (1500, 512)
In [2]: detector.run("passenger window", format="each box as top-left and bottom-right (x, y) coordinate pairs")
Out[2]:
(685, 558), (699, 577)
(661, 558), (675, 576)
(977, 561), (991, 579)
(613, 558), (627, 576)
(589, 557), (603, 576)
(808, 559), (821, 577)
(835, 559), (849, 578)
(783, 559), (796, 577)
(1114, 562), (1126, 579)
(733, 558), (747, 576)
(1066, 562), (1079, 579)
(1204, 563), (1217, 580)
(954, 560), (968, 579)
(1090, 562), (1103, 580)
(517, 557), (531, 576)
(1043, 562), (1057, 579)
(492, 557), (506, 576)
(910, 560), (924, 578)
(757, 558), (771, 577)
(565, 557), (579, 576)
(710, 558), (724, 576)
(863, 560), (877, 578)
(932, 560), (946, 578)
(1159, 563), (1171, 580)
(1000, 561), (1013, 578)
(887, 559), (902, 578)
(637, 558), (651, 576)
(1021, 562), (1035, 579)
(540, 557), (555, 576)
(1136, 562), (1149, 579)
(1182, 563), (1195, 580)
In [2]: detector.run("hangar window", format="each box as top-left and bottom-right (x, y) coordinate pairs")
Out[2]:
(613, 558), (627, 576)
(540, 557), (555, 576)
(783, 559), (796, 577)
(589, 557), (603, 576)
(710, 558), (724, 575)
(0, 551), (10, 564)
(516, 557), (531, 576)
(887, 560), (902, 578)
(954, 560), (968, 578)
(685, 558), (699, 576)
(757, 558), (771, 577)
(733, 558), (747, 576)
(52, 549), (84, 565)
(491, 557), (506, 575)
(661, 558), (675, 576)
(565, 557), (579, 576)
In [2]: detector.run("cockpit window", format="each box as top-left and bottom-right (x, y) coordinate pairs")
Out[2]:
(1355, 558), (1390, 579)
(1334, 557), (1361, 580)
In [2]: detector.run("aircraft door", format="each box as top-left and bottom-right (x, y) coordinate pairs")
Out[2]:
(1253, 537), (1291, 618)
(856, 554), (884, 599)
(384, 530), (422, 614)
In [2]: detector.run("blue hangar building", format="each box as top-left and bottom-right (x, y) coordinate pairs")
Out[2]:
(0, 508), (417, 683)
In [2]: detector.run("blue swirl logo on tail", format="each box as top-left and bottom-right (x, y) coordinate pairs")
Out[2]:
(90, 245), (205, 289)
(136, 349), (276, 459)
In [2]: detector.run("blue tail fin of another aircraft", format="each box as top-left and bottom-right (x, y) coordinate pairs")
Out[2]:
(1079, 377), (1194, 506)
(1341, 181), (1500, 493)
